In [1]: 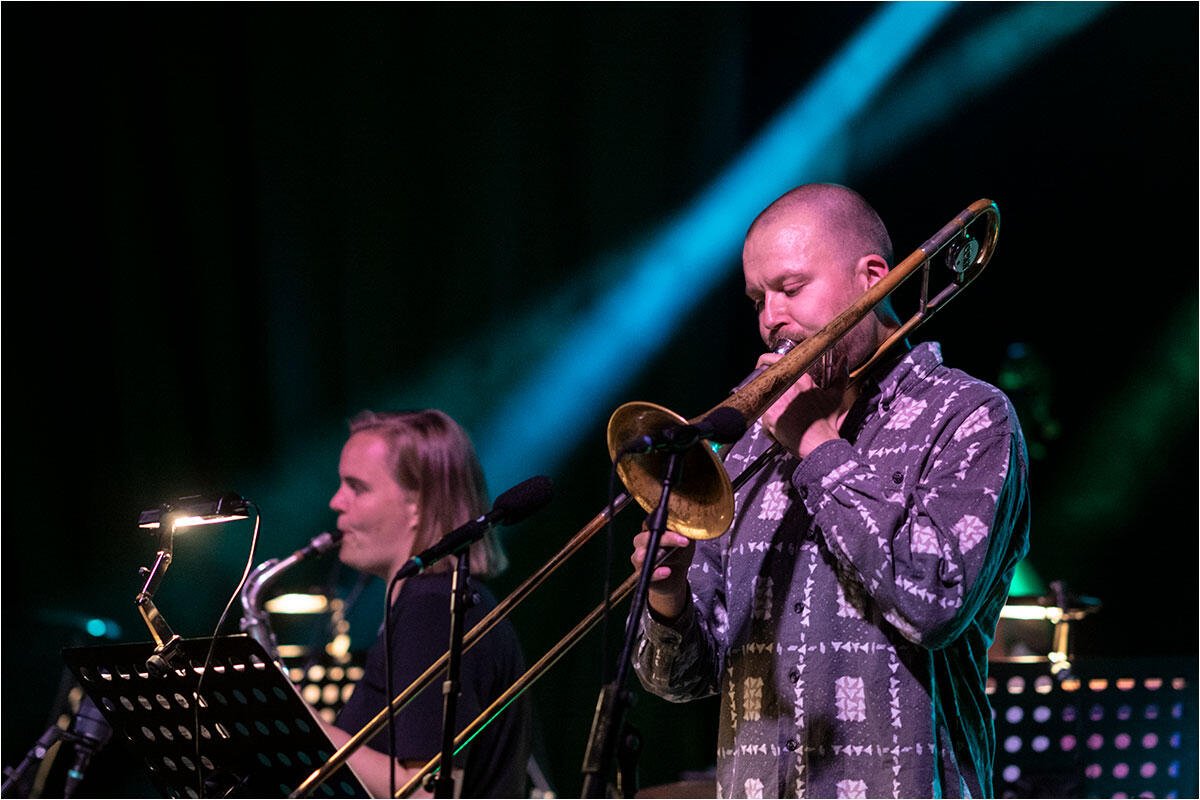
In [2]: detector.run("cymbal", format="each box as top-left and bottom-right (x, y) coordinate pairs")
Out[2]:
(1000, 591), (1101, 620)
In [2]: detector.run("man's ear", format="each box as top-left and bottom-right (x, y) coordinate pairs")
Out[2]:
(859, 253), (902, 325)
(857, 253), (890, 290)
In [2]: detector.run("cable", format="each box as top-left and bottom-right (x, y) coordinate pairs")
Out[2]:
(193, 506), (261, 798)
(600, 461), (623, 685)
(384, 571), (403, 799)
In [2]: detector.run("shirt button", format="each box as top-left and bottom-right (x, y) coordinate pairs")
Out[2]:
(788, 668), (800, 683)
(892, 471), (903, 484)
(785, 738), (799, 752)
(793, 601), (804, 614)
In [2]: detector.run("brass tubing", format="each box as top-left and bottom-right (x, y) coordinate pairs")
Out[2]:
(294, 198), (1000, 797)
(717, 198), (999, 427)
(389, 441), (810, 797)
(294, 442), (788, 797)
(393, 566), (648, 797)
(290, 493), (631, 798)
(608, 199), (1000, 539)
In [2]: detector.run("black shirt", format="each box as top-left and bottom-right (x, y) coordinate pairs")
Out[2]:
(336, 573), (532, 798)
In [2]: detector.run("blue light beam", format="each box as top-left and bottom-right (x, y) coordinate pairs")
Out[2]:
(476, 2), (957, 491)
(242, 2), (1113, 555)
(854, 2), (1115, 166)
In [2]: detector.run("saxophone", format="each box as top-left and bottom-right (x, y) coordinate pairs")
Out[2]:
(238, 530), (343, 662)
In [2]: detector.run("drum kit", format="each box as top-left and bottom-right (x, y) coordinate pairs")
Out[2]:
(988, 579), (1101, 677)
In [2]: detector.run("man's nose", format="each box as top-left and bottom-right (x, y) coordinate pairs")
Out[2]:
(761, 292), (788, 330)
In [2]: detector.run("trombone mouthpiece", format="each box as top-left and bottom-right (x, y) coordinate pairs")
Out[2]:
(769, 337), (799, 355)
(731, 338), (799, 394)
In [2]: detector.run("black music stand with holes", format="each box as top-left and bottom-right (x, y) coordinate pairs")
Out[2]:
(62, 634), (369, 799)
(988, 657), (1198, 798)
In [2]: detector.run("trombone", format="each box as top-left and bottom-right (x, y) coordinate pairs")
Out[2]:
(291, 197), (1001, 798)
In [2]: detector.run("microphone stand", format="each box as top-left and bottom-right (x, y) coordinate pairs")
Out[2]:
(580, 449), (683, 799)
(2, 695), (111, 799)
(62, 696), (111, 798)
(432, 554), (477, 799)
(2, 721), (64, 797)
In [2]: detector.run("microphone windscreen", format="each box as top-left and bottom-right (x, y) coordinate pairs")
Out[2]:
(492, 475), (554, 525)
(73, 696), (113, 747)
(699, 407), (747, 445)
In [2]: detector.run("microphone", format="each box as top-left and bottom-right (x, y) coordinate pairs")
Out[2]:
(63, 695), (111, 798)
(395, 475), (554, 580)
(618, 406), (747, 457)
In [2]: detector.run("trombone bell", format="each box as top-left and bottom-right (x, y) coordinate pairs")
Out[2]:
(606, 402), (736, 539)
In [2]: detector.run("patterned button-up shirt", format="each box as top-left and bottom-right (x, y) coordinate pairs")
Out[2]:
(634, 342), (1031, 799)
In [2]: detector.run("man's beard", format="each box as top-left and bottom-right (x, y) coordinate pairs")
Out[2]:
(801, 322), (874, 389)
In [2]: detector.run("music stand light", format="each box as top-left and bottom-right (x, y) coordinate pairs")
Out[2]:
(137, 492), (250, 530)
(134, 493), (251, 676)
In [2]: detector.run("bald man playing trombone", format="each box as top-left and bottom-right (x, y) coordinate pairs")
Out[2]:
(631, 184), (1030, 798)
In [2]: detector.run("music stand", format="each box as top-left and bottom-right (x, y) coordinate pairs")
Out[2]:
(988, 656), (1198, 798)
(62, 634), (369, 798)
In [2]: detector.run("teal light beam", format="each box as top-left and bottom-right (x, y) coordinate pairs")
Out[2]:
(1046, 300), (1197, 532)
(242, 2), (1112, 557)
(475, 2), (956, 492)
(476, 1), (1115, 492)
(854, 2), (1115, 166)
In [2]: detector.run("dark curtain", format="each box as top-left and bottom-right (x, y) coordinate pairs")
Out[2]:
(3, 3), (1196, 795)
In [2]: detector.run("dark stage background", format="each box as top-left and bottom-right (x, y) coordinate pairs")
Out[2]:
(3, 3), (1197, 798)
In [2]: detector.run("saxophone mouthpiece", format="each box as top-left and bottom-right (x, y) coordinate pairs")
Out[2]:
(295, 530), (343, 560)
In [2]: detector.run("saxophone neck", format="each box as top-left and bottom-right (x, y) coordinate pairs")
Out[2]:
(241, 557), (285, 613)
(241, 530), (343, 615)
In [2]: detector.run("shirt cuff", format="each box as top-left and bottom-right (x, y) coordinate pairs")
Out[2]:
(642, 592), (697, 645)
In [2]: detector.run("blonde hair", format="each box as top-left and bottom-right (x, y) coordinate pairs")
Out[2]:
(348, 409), (508, 579)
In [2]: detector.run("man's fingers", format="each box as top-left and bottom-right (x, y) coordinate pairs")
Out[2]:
(631, 529), (693, 583)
